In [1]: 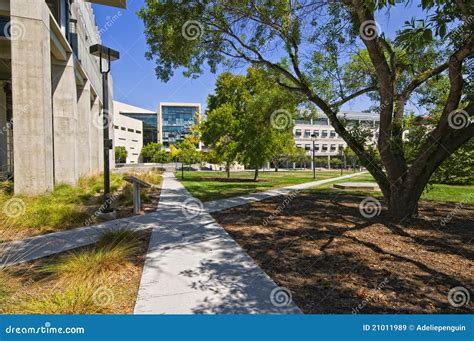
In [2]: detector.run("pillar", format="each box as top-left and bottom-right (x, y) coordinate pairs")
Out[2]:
(51, 55), (78, 185)
(76, 80), (91, 176)
(11, 1), (54, 193)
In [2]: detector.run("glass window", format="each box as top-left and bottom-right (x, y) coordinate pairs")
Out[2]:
(304, 130), (311, 137)
(305, 144), (311, 150)
(322, 144), (328, 151)
(295, 129), (302, 137)
(330, 131), (336, 138)
(330, 144), (337, 151)
(322, 130), (328, 137)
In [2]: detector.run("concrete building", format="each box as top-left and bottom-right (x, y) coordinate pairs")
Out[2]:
(118, 103), (157, 146)
(292, 111), (379, 168)
(112, 101), (148, 164)
(0, 0), (126, 194)
(158, 102), (201, 149)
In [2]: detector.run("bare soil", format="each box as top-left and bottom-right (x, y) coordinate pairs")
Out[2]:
(213, 192), (474, 314)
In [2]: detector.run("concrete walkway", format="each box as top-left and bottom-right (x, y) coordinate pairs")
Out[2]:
(134, 172), (301, 314)
(0, 213), (159, 267)
(204, 171), (367, 213)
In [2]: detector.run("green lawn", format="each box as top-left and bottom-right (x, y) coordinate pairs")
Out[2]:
(178, 170), (355, 201)
(311, 174), (474, 204)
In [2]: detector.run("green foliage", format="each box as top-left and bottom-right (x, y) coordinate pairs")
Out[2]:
(114, 146), (128, 164)
(140, 142), (164, 163)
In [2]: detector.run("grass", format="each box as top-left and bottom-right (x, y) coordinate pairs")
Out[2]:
(0, 171), (162, 241)
(179, 170), (354, 202)
(311, 173), (474, 204)
(1, 229), (150, 314)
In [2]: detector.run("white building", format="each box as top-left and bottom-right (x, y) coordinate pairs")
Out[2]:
(293, 111), (379, 167)
(113, 101), (155, 164)
(157, 102), (201, 149)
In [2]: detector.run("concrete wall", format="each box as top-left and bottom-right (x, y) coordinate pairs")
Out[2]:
(11, 0), (54, 193)
(4, 0), (119, 193)
(0, 81), (7, 175)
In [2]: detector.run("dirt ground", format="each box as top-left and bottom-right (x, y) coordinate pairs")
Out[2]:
(213, 191), (474, 314)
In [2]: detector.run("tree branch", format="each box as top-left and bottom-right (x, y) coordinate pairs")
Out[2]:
(330, 86), (378, 108)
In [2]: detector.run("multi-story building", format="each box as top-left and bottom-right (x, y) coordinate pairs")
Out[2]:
(113, 101), (144, 164)
(293, 111), (379, 168)
(158, 102), (201, 149)
(0, 0), (126, 194)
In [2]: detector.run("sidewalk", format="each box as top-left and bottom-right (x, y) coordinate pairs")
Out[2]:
(134, 172), (301, 314)
(0, 213), (158, 267)
(204, 171), (367, 213)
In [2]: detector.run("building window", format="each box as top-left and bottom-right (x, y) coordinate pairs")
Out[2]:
(121, 127), (126, 131)
(339, 145), (344, 152)
(295, 129), (302, 137)
(136, 130), (142, 134)
(118, 138), (126, 141)
(330, 130), (336, 138)
(313, 118), (328, 125)
(304, 130), (311, 138)
(315, 144), (320, 151)
(114, 125), (119, 129)
(296, 144), (302, 148)
(330, 144), (337, 152)
(322, 130), (328, 138)
(305, 144), (311, 150)
(322, 144), (328, 152)
(313, 130), (319, 137)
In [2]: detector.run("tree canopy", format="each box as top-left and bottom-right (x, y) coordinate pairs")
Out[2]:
(139, 0), (474, 218)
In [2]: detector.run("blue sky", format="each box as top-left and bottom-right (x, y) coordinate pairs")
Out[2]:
(92, 0), (426, 114)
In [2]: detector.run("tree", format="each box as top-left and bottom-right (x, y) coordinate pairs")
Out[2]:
(115, 146), (127, 164)
(177, 124), (202, 180)
(141, 142), (164, 163)
(201, 103), (239, 178)
(139, 1), (474, 219)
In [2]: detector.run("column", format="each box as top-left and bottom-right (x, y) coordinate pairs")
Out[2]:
(11, 1), (54, 194)
(76, 80), (91, 176)
(51, 55), (78, 185)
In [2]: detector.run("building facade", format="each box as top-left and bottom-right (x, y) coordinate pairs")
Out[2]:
(0, 0), (126, 194)
(113, 101), (144, 164)
(293, 111), (379, 167)
(158, 102), (201, 149)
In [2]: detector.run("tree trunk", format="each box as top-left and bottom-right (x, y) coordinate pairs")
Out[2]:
(225, 162), (230, 178)
(254, 167), (259, 181)
(274, 161), (279, 172)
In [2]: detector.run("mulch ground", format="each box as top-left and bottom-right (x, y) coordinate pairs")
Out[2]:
(212, 192), (474, 314)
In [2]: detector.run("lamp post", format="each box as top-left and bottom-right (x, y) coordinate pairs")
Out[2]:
(311, 133), (316, 179)
(339, 147), (344, 176)
(90, 44), (120, 213)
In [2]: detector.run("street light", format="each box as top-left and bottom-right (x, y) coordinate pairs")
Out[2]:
(90, 43), (120, 213)
(339, 147), (344, 176)
(311, 133), (317, 179)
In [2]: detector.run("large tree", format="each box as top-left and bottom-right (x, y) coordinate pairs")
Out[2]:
(139, 0), (474, 219)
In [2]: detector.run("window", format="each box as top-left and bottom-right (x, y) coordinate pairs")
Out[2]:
(330, 130), (336, 138)
(305, 144), (311, 150)
(132, 139), (138, 142)
(295, 129), (302, 137)
(296, 144), (302, 148)
(322, 130), (328, 138)
(322, 144), (328, 151)
(339, 145), (344, 152)
(315, 144), (320, 151)
(127, 128), (134, 132)
(114, 125), (119, 129)
(136, 130), (142, 134)
(118, 138), (126, 141)
(313, 130), (319, 137)
(330, 144), (337, 151)
(121, 127), (126, 131)
(304, 130), (311, 138)
(313, 118), (328, 125)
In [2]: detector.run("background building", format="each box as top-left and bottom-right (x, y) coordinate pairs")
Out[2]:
(158, 102), (201, 149)
(0, 0), (126, 194)
(113, 101), (144, 164)
(119, 103), (157, 146)
(293, 111), (379, 168)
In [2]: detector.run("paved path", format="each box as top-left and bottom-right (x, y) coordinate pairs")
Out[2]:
(204, 171), (367, 213)
(134, 172), (301, 314)
(0, 213), (159, 267)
